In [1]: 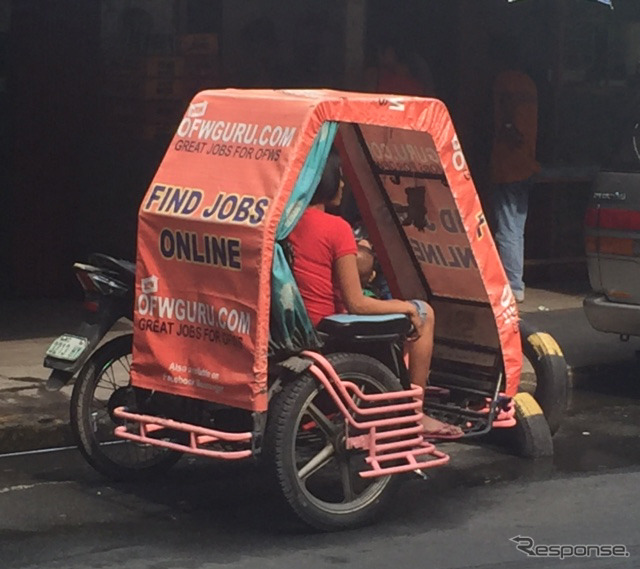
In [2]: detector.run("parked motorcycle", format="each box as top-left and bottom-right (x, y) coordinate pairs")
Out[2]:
(44, 253), (181, 477)
(43, 253), (135, 391)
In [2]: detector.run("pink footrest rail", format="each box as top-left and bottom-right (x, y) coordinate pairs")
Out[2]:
(301, 351), (450, 478)
(112, 351), (451, 477)
(113, 407), (252, 460)
(424, 386), (516, 429)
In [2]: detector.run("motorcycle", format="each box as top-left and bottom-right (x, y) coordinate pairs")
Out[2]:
(43, 253), (134, 391)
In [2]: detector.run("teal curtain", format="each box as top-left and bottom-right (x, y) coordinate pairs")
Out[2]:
(269, 122), (338, 356)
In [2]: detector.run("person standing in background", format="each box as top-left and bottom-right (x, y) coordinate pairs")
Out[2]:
(489, 35), (540, 303)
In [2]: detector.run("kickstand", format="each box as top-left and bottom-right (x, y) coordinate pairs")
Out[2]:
(413, 469), (429, 480)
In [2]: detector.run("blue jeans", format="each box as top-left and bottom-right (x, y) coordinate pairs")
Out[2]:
(491, 179), (532, 294)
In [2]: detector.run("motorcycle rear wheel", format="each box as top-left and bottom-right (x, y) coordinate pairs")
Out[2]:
(70, 334), (181, 481)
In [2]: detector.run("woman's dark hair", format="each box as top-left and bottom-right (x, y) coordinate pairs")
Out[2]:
(310, 147), (342, 205)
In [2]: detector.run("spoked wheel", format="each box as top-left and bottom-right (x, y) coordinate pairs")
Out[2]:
(70, 334), (181, 480)
(266, 353), (402, 531)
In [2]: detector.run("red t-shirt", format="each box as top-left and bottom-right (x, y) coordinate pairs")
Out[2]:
(288, 208), (358, 326)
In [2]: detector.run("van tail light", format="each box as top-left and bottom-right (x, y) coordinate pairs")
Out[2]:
(587, 235), (640, 257)
(585, 207), (640, 256)
(585, 207), (640, 231)
(598, 236), (634, 256)
(595, 209), (640, 231)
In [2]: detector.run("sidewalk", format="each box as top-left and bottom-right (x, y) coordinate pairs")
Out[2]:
(519, 284), (640, 375)
(2, 284), (639, 454)
(0, 299), (131, 453)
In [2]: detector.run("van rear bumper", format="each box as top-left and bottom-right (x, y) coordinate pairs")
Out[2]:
(583, 294), (640, 337)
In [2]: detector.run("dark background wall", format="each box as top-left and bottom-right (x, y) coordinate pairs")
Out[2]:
(6, 0), (101, 296)
(2, 0), (638, 297)
(4, 0), (183, 298)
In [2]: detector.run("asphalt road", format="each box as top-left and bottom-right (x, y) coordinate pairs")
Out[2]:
(2, 368), (640, 569)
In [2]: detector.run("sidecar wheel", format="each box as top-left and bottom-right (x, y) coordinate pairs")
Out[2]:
(508, 392), (554, 459)
(71, 334), (181, 481)
(519, 319), (568, 435)
(265, 353), (402, 531)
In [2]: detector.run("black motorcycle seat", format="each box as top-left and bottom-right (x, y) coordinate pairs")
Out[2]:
(88, 253), (136, 280)
(317, 313), (411, 340)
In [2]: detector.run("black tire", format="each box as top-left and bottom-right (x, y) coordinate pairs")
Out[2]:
(519, 319), (568, 435)
(265, 353), (403, 531)
(70, 334), (181, 481)
(508, 393), (554, 459)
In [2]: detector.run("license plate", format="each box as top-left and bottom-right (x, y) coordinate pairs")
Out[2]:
(46, 334), (89, 362)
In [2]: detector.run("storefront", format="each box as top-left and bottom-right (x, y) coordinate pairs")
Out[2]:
(3, 0), (351, 297)
(456, 0), (640, 281)
(2, 0), (638, 296)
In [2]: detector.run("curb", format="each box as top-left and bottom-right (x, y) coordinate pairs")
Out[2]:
(0, 415), (74, 455)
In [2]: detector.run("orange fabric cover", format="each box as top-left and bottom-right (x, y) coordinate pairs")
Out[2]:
(132, 90), (521, 412)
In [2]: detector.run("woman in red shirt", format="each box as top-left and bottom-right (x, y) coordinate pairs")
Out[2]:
(288, 149), (462, 439)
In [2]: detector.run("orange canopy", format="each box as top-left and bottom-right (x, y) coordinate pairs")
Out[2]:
(131, 89), (522, 412)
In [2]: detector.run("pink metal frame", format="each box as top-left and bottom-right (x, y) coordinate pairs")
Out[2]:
(492, 399), (516, 428)
(471, 397), (516, 428)
(301, 351), (449, 478)
(112, 352), (513, 472)
(424, 386), (516, 429)
(112, 407), (252, 460)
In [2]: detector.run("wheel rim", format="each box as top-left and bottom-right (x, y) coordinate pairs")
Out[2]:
(86, 352), (171, 469)
(291, 373), (392, 514)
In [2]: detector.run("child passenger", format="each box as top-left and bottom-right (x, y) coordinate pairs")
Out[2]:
(356, 243), (377, 298)
(288, 148), (463, 439)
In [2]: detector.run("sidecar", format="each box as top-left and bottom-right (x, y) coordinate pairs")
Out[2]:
(72, 90), (561, 531)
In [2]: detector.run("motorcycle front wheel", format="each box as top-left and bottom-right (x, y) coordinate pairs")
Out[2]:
(70, 334), (181, 481)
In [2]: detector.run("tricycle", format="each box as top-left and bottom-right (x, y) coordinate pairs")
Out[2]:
(63, 90), (565, 531)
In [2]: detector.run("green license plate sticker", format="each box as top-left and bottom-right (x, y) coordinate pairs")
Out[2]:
(46, 334), (89, 362)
